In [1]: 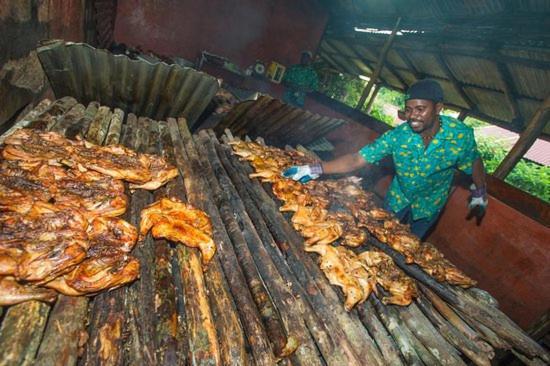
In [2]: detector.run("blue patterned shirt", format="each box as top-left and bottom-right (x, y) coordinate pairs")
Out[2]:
(359, 115), (480, 220)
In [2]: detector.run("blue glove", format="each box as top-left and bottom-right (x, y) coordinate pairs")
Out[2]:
(282, 164), (322, 183)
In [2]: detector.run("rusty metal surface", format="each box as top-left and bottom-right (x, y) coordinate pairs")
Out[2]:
(214, 95), (347, 146)
(37, 41), (219, 127)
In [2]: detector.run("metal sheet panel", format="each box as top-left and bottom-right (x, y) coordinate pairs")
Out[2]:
(37, 41), (219, 127)
(214, 95), (348, 146)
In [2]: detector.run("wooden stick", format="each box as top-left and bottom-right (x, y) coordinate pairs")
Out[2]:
(171, 118), (270, 365)
(198, 133), (299, 360)
(172, 118), (247, 365)
(368, 238), (548, 361)
(416, 293), (493, 366)
(215, 139), (365, 366)
(0, 301), (50, 366)
(33, 296), (89, 366)
(369, 297), (423, 365)
(222, 134), (385, 366)
(65, 101), (100, 140)
(104, 108), (124, 145)
(356, 301), (404, 365)
(147, 121), (182, 365)
(123, 118), (156, 365)
(0, 98), (51, 144)
(27, 96), (78, 130)
(86, 106), (112, 145)
(203, 134), (332, 365)
(216, 139), (361, 365)
(398, 302), (467, 365)
(49, 103), (86, 134)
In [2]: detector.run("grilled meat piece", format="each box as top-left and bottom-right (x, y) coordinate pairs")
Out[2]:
(306, 244), (364, 311)
(87, 216), (138, 254)
(0, 276), (57, 306)
(15, 238), (88, 283)
(129, 154), (179, 190)
(63, 253), (140, 294)
(140, 198), (215, 266)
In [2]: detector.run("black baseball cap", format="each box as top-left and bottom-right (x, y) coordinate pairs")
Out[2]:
(405, 79), (444, 103)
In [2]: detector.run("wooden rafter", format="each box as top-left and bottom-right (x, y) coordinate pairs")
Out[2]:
(496, 62), (524, 130)
(435, 52), (476, 110)
(329, 34), (550, 70)
(493, 95), (550, 179)
(325, 39), (407, 89)
(357, 17), (402, 109)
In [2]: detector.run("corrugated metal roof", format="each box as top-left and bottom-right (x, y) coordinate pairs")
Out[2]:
(317, 0), (550, 137)
(36, 41), (219, 127)
(213, 95), (347, 146)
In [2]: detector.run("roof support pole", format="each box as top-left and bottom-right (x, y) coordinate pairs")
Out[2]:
(365, 83), (381, 113)
(496, 63), (524, 130)
(356, 17), (401, 110)
(493, 95), (550, 179)
(457, 110), (468, 121)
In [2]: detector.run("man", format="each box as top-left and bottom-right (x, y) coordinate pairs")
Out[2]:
(282, 51), (319, 108)
(283, 79), (488, 238)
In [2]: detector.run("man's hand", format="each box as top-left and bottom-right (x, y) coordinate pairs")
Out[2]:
(282, 164), (322, 183)
(467, 184), (488, 224)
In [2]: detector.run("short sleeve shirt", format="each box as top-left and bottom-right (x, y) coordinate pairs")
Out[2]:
(359, 115), (480, 220)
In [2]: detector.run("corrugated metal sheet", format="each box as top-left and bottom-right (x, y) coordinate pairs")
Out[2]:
(214, 95), (347, 146)
(37, 41), (219, 127)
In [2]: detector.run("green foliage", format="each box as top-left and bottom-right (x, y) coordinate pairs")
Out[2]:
(370, 104), (397, 126)
(476, 137), (549, 202)
(376, 87), (405, 107)
(317, 72), (365, 107)
(463, 116), (490, 128)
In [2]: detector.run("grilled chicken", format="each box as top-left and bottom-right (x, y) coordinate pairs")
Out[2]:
(0, 276), (57, 306)
(306, 244), (364, 311)
(3, 128), (177, 188)
(129, 154), (179, 190)
(87, 216), (138, 253)
(140, 198), (215, 266)
(64, 253), (140, 294)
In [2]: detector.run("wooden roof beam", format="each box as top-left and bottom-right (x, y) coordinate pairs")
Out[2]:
(496, 62), (524, 130)
(493, 94), (550, 178)
(323, 37), (407, 89)
(357, 17), (402, 110)
(435, 52), (477, 111)
(328, 35), (550, 70)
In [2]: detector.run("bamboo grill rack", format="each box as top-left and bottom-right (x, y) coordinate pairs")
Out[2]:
(0, 98), (547, 365)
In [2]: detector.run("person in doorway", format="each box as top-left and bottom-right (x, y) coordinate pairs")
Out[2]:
(283, 79), (488, 239)
(282, 51), (319, 108)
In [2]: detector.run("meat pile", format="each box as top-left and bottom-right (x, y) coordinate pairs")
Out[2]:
(230, 140), (476, 310)
(0, 128), (179, 306)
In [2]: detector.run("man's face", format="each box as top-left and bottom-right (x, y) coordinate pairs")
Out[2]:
(404, 99), (442, 133)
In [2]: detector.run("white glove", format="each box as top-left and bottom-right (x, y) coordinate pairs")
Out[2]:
(282, 164), (322, 183)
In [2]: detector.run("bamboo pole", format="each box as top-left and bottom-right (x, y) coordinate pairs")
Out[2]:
(123, 118), (157, 365)
(356, 17), (402, 110)
(170, 118), (244, 365)
(169, 118), (261, 365)
(203, 133), (337, 365)
(217, 139), (364, 365)
(356, 301), (404, 365)
(225, 137), (385, 366)
(493, 95), (550, 178)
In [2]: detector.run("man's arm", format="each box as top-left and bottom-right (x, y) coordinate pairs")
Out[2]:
(321, 152), (369, 174)
(471, 157), (486, 189)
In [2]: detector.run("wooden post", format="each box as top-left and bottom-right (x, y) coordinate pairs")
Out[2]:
(365, 84), (382, 113)
(493, 95), (550, 179)
(497, 63), (523, 129)
(457, 110), (469, 121)
(356, 17), (402, 110)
